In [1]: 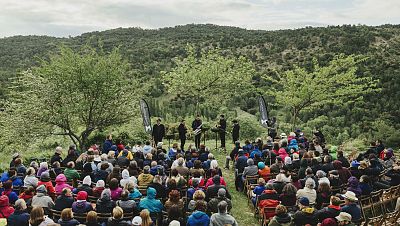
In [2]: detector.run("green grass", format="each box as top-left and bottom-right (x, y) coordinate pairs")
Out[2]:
(209, 142), (260, 226)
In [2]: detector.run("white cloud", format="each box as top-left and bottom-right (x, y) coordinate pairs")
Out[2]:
(0, 0), (399, 37)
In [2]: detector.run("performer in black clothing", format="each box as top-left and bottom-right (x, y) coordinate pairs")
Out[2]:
(217, 114), (227, 148)
(232, 119), (240, 143)
(152, 118), (165, 146)
(178, 119), (187, 151)
(267, 117), (277, 140)
(192, 115), (202, 149)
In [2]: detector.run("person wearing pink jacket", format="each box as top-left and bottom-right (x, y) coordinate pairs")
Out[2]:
(55, 174), (73, 195)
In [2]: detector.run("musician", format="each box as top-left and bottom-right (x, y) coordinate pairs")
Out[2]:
(178, 119), (188, 151)
(267, 117), (278, 140)
(232, 119), (240, 143)
(152, 118), (165, 146)
(192, 115), (202, 149)
(217, 114), (227, 148)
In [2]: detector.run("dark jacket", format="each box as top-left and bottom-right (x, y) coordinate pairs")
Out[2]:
(96, 193), (116, 213)
(7, 209), (30, 226)
(235, 156), (248, 174)
(148, 182), (166, 199)
(232, 124), (240, 141)
(293, 207), (318, 226)
(178, 123), (187, 139)
(206, 185), (231, 201)
(51, 154), (63, 165)
(152, 124), (165, 141)
(58, 219), (80, 226)
(316, 205), (340, 222)
(76, 184), (93, 196)
(107, 218), (131, 226)
(54, 195), (74, 211)
(258, 189), (279, 202)
(386, 169), (400, 186)
(341, 203), (361, 221)
(337, 156), (350, 168)
(72, 201), (93, 213)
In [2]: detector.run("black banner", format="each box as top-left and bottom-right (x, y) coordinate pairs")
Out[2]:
(139, 99), (152, 134)
(258, 95), (269, 128)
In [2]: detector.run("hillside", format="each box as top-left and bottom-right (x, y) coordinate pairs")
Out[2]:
(1, 24), (400, 146)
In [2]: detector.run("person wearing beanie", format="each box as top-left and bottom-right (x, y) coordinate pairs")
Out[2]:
(258, 162), (271, 181)
(346, 176), (362, 197)
(320, 218), (338, 226)
(37, 172), (55, 199)
(31, 185), (54, 209)
(131, 216), (142, 226)
(55, 174), (73, 195)
(293, 197), (318, 226)
(75, 176), (93, 196)
(92, 180), (105, 197)
(54, 188), (74, 211)
(7, 199), (29, 226)
(208, 188), (232, 214)
(72, 191), (93, 214)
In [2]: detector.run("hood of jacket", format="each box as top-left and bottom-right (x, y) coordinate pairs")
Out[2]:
(0, 195), (10, 207)
(191, 211), (209, 221)
(333, 160), (343, 170)
(348, 176), (359, 187)
(122, 169), (130, 179)
(146, 187), (156, 199)
(275, 213), (292, 224)
(55, 174), (67, 184)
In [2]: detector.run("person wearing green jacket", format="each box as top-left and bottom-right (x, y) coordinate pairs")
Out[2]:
(63, 161), (80, 181)
(268, 205), (293, 226)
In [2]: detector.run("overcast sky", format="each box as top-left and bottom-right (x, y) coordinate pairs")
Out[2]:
(1, 0), (399, 38)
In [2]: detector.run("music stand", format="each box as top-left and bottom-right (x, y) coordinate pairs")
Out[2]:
(211, 127), (219, 151)
(201, 128), (209, 146)
(165, 134), (174, 149)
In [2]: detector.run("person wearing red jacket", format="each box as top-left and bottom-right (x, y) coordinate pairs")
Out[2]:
(0, 195), (15, 218)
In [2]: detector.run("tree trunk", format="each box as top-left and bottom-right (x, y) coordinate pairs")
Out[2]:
(292, 107), (298, 131)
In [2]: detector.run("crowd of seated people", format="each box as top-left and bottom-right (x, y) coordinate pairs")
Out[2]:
(229, 130), (399, 225)
(1, 137), (238, 226)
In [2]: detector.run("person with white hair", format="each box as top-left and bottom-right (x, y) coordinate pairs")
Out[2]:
(7, 199), (30, 226)
(296, 178), (317, 205)
(174, 157), (190, 178)
(120, 169), (137, 188)
(36, 162), (49, 177)
(316, 170), (330, 186)
(24, 167), (39, 188)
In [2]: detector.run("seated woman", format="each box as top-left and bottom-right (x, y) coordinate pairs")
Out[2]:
(96, 189), (116, 214)
(205, 169), (227, 188)
(29, 207), (54, 226)
(279, 183), (297, 207)
(58, 208), (80, 226)
(85, 211), (101, 226)
(252, 178), (266, 205)
(109, 178), (123, 201)
(316, 182), (332, 209)
(54, 188), (74, 211)
(71, 191), (93, 214)
(268, 205), (293, 226)
(164, 190), (184, 213)
(24, 167), (38, 188)
(55, 174), (73, 196)
(162, 205), (185, 226)
(107, 207), (131, 226)
(19, 186), (35, 206)
(138, 187), (163, 214)
(125, 181), (142, 200)
(92, 180), (105, 198)
(188, 171), (205, 188)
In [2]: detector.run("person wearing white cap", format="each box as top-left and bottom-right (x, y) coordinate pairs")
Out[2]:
(131, 216), (142, 226)
(336, 212), (354, 226)
(341, 191), (361, 222)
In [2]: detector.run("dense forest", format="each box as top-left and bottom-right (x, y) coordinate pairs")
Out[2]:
(0, 24), (400, 148)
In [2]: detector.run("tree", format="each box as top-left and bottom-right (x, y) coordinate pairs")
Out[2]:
(270, 55), (379, 128)
(0, 45), (140, 150)
(163, 45), (255, 115)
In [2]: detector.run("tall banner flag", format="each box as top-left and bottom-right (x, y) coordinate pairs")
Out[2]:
(139, 99), (152, 134)
(258, 95), (269, 128)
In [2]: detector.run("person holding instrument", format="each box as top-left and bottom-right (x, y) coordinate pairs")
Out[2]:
(192, 115), (202, 149)
(178, 119), (187, 151)
(152, 118), (165, 146)
(217, 114), (227, 149)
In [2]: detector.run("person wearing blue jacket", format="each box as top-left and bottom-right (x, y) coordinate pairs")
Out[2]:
(102, 135), (113, 154)
(7, 199), (30, 226)
(250, 147), (262, 159)
(138, 187), (163, 213)
(187, 200), (210, 226)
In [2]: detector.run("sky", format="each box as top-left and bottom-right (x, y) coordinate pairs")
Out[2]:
(0, 0), (399, 38)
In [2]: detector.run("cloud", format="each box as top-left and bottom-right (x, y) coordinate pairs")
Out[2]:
(0, 0), (399, 37)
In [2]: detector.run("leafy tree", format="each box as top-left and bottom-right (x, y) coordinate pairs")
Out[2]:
(270, 55), (380, 128)
(163, 46), (255, 114)
(0, 45), (139, 150)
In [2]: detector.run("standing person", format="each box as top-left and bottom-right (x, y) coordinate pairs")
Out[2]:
(152, 118), (165, 146)
(268, 117), (278, 140)
(178, 119), (187, 151)
(102, 135), (113, 154)
(217, 115), (227, 149)
(232, 119), (240, 143)
(192, 115), (202, 150)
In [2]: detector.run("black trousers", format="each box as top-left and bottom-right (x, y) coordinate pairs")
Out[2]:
(195, 134), (201, 149)
(220, 132), (226, 148)
(180, 138), (186, 151)
(232, 136), (239, 143)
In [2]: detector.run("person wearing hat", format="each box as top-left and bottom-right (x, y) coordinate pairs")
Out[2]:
(37, 172), (55, 199)
(231, 119), (240, 143)
(31, 185), (54, 209)
(336, 212), (354, 226)
(10, 153), (20, 168)
(72, 191), (93, 214)
(293, 197), (318, 226)
(152, 118), (165, 147)
(341, 191), (361, 221)
(131, 216), (142, 226)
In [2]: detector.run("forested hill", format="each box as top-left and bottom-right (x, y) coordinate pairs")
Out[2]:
(1, 24), (400, 146)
